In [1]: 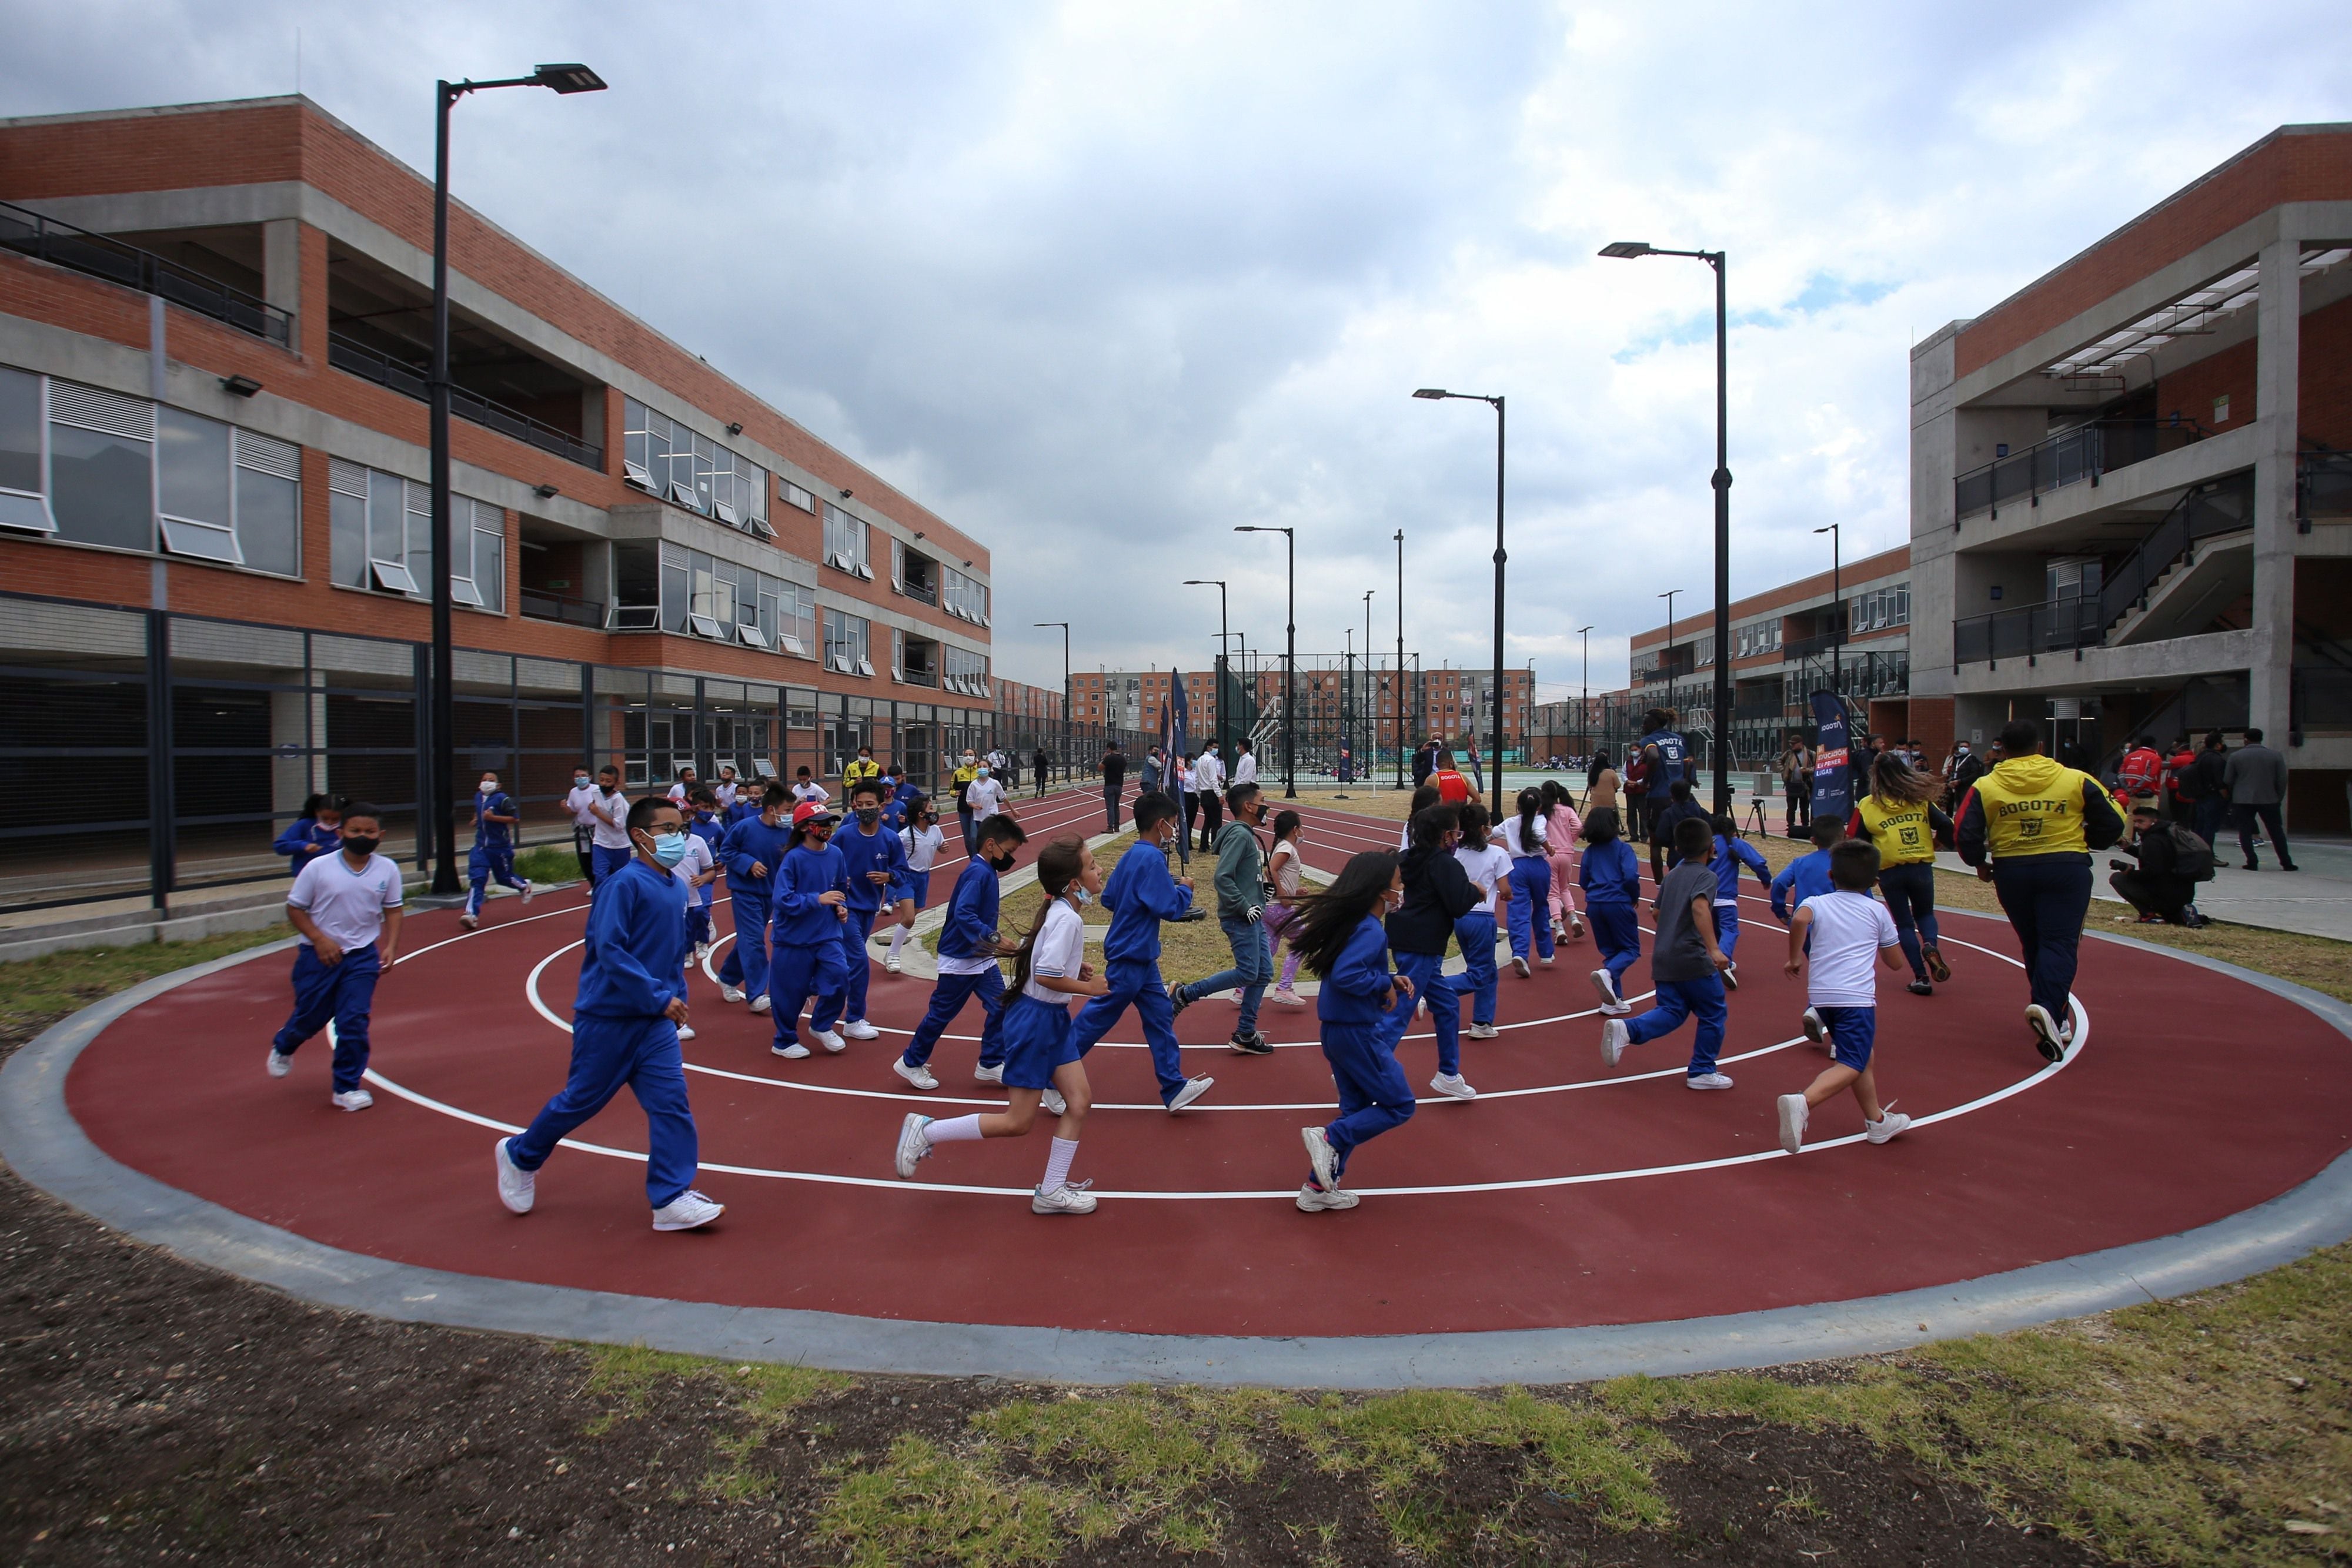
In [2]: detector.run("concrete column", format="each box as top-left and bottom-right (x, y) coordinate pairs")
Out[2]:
(261, 219), (302, 317)
(2248, 235), (2301, 754)
(270, 676), (314, 816)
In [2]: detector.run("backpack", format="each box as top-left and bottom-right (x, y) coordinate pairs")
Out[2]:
(2165, 824), (2216, 882)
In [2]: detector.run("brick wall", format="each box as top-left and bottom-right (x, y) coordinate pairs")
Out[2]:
(2300, 291), (2352, 450)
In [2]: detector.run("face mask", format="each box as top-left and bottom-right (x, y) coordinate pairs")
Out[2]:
(649, 831), (690, 868)
(480, 781), (498, 794)
(976, 768), (990, 780)
(1072, 887), (1094, 907)
(856, 806), (881, 825)
(987, 850), (1017, 872)
(342, 834), (379, 858)
(573, 776), (589, 788)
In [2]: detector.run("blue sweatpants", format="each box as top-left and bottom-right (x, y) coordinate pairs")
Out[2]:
(902, 966), (1008, 1069)
(1454, 911), (1498, 1027)
(273, 942), (380, 1092)
(507, 1013), (698, 1209)
(1710, 903), (1741, 961)
(1626, 974), (1729, 1078)
(686, 903), (712, 949)
(465, 841), (523, 919)
(1388, 950), (1459, 1077)
(1316, 1020), (1416, 1185)
(1588, 902), (1641, 994)
(716, 892), (771, 998)
(1877, 863), (1939, 981)
(769, 934), (847, 1049)
(1506, 856), (1555, 961)
(1186, 915), (1272, 1035)
(1070, 957), (1188, 1105)
(839, 905), (881, 1021)
(1992, 855), (2092, 1021)
(590, 844), (632, 887)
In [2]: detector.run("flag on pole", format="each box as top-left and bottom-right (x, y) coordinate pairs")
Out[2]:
(1809, 690), (1853, 827)
(1165, 671), (1192, 864)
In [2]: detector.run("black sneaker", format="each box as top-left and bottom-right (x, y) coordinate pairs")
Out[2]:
(1907, 979), (1933, 996)
(1167, 981), (1192, 1017)
(1228, 1030), (1273, 1056)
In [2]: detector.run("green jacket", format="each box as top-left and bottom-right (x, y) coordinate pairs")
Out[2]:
(1213, 821), (1266, 918)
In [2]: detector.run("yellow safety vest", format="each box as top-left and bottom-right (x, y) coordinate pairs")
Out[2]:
(1972, 756), (2099, 859)
(843, 759), (881, 787)
(1856, 795), (1937, 865)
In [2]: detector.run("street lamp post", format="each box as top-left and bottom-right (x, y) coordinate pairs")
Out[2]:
(1576, 624), (1593, 760)
(1601, 239), (1732, 813)
(1813, 523), (1842, 702)
(426, 62), (604, 897)
(1232, 526), (1296, 797)
(1656, 589), (1681, 724)
(1362, 589), (1375, 779)
(1393, 529), (1406, 790)
(1034, 621), (1069, 780)
(1181, 579), (1229, 760)
(1412, 387), (1507, 806)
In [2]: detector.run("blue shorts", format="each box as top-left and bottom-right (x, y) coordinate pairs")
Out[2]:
(998, 992), (1080, 1090)
(890, 868), (931, 907)
(1818, 1004), (1876, 1072)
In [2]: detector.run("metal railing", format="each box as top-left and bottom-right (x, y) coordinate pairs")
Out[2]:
(326, 328), (604, 471)
(1953, 597), (2105, 663)
(2096, 473), (2253, 632)
(518, 588), (604, 629)
(0, 198), (293, 347)
(1953, 417), (2210, 519)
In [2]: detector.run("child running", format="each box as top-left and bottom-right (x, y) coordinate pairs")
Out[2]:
(273, 793), (342, 878)
(1705, 814), (1772, 991)
(1770, 818), (1845, 924)
(1388, 804), (1478, 1101)
(1295, 849), (1415, 1212)
(1262, 810), (1310, 1007)
(1398, 784), (1439, 851)
(1847, 752), (1955, 996)
(1579, 805), (1641, 1016)
(717, 784), (793, 1013)
(1600, 815), (1736, 1089)
(495, 794), (723, 1231)
(884, 794), (946, 974)
(769, 801), (851, 1059)
(1065, 791), (1216, 1111)
(681, 785), (724, 965)
(1777, 838), (1913, 1152)
(897, 814), (1028, 1091)
(268, 801), (402, 1111)
(1499, 787), (1555, 977)
(834, 778), (908, 1042)
(1539, 780), (1585, 940)
(895, 835), (1108, 1214)
(1452, 803), (1509, 1041)
(459, 770), (534, 930)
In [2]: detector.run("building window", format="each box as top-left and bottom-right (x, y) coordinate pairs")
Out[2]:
(941, 564), (989, 624)
(823, 606), (872, 674)
(621, 395), (770, 537)
(823, 504), (871, 578)
(944, 644), (990, 697)
(779, 478), (816, 513)
(1847, 582), (1912, 634)
(326, 458), (500, 609)
(612, 539), (813, 652)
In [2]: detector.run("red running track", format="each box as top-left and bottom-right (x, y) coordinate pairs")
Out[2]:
(66, 786), (2352, 1339)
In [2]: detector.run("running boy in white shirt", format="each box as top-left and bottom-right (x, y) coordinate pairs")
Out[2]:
(268, 801), (404, 1111)
(1778, 839), (1913, 1152)
(884, 794), (947, 972)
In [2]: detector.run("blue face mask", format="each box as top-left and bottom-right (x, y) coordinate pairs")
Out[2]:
(650, 831), (691, 868)
(1072, 887), (1093, 907)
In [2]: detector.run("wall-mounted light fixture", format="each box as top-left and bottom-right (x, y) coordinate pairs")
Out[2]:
(533, 483), (560, 500)
(220, 375), (263, 397)
(838, 487), (854, 499)
(726, 422), (743, 436)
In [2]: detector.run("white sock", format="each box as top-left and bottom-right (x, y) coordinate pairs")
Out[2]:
(887, 924), (910, 957)
(1041, 1136), (1078, 1192)
(927, 1114), (985, 1144)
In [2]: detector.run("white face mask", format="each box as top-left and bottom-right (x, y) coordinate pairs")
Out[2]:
(480, 780), (498, 794)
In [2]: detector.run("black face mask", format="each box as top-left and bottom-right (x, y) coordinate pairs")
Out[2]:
(856, 806), (881, 825)
(342, 835), (380, 857)
(987, 850), (1017, 872)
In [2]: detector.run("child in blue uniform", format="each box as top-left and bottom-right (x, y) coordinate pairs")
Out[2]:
(895, 835), (1110, 1214)
(896, 815), (1027, 1089)
(1295, 849), (1415, 1211)
(495, 795), (723, 1232)
(1066, 791), (1216, 1111)
(268, 801), (402, 1111)
(1385, 805), (1479, 1100)
(682, 785), (725, 961)
(769, 801), (851, 1059)
(273, 793), (342, 877)
(717, 784), (792, 1013)
(1770, 818), (1845, 924)
(1579, 805), (1641, 1016)
(884, 795), (946, 974)
(461, 771), (534, 929)
(1707, 813), (1773, 989)
(1498, 788), (1555, 975)
(834, 778), (908, 1043)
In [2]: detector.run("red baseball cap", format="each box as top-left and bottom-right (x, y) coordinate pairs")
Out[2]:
(791, 801), (837, 829)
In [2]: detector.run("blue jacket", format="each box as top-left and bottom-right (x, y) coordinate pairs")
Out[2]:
(686, 813), (725, 905)
(720, 815), (793, 908)
(1100, 840), (1190, 967)
(1770, 848), (1835, 922)
(770, 842), (850, 945)
(574, 857), (689, 1019)
(274, 818), (340, 877)
(1318, 916), (1399, 1025)
(836, 819), (908, 911)
(1712, 834), (1771, 904)
(472, 789), (516, 847)
(885, 780), (924, 830)
(1579, 838), (1641, 907)
(724, 796), (764, 831)
(937, 859), (1002, 962)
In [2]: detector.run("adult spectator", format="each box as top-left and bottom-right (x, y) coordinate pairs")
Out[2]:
(1140, 745), (1164, 795)
(1194, 741), (1227, 850)
(841, 745), (881, 793)
(2109, 796), (2210, 927)
(1032, 745), (1051, 798)
(2223, 727), (2297, 871)
(1780, 734), (1814, 835)
(1232, 736), (1259, 787)
(2160, 734), (2197, 820)
(1101, 740), (1127, 833)
(1412, 739), (1439, 790)
(1431, 749), (1478, 807)
(1955, 719), (2128, 1062)
(2116, 735), (2163, 798)
(2186, 733), (2230, 847)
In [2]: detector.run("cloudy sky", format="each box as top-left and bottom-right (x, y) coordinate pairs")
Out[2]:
(10, 3), (2346, 694)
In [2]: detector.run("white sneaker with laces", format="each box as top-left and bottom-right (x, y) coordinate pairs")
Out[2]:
(1511, 954), (1531, 979)
(892, 1057), (938, 1091)
(1866, 1109), (1913, 1145)
(652, 1189), (724, 1231)
(460, 911), (480, 930)
(1540, 954), (1555, 968)
(1268, 986), (1307, 1008)
(1801, 1007), (1825, 1045)
(2025, 1004), (2066, 1062)
(693, 942), (711, 964)
(1301, 1126), (1339, 1192)
(266, 1048), (292, 1079)
(1031, 1179), (1097, 1215)
(1589, 969), (1622, 1010)
(1428, 1072), (1476, 1101)
(1600, 1018), (1629, 1067)
(814, 1028), (847, 1054)
(332, 1088), (373, 1112)
(885, 954), (902, 974)
(1721, 963), (1739, 992)
(973, 1062), (1005, 1084)
(1466, 1022), (1499, 1040)
(519, 880), (536, 907)
(1685, 1072), (1735, 1091)
(894, 1112), (933, 1178)
(676, 1024), (697, 1041)
(1168, 1076), (1213, 1112)
(494, 1137), (535, 1214)
(842, 1019), (880, 1041)
(721, 985), (746, 1003)
(1777, 1094), (1809, 1153)
(774, 1040), (810, 1059)
(1297, 1182), (1359, 1212)
(1041, 1087), (1068, 1116)
(748, 995), (772, 1015)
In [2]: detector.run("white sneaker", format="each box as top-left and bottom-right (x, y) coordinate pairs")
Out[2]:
(1415, 997), (1428, 1017)
(651, 1189), (724, 1231)
(1168, 1076), (1213, 1112)
(1428, 1072), (1476, 1101)
(1540, 954), (1555, 967)
(842, 1019), (881, 1041)
(1778, 1094), (1809, 1154)
(266, 1048), (292, 1079)
(1466, 1022), (1499, 1040)
(774, 1040), (810, 1059)
(1297, 1182), (1359, 1212)
(1041, 1087), (1068, 1116)
(1802, 1007), (1825, 1045)
(814, 1028), (847, 1054)
(893, 1112), (933, 1178)
(1866, 1110), (1914, 1145)
(721, 985), (746, 1003)
(2025, 1004), (2066, 1063)
(1268, 986), (1307, 1008)
(1511, 954), (1531, 979)
(676, 1024), (697, 1041)
(1031, 1180), (1097, 1215)
(1589, 969), (1622, 1011)
(748, 995), (772, 1015)
(519, 880), (536, 907)
(1721, 964), (1739, 992)
(885, 954), (902, 974)
(1685, 1072), (1735, 1091)
(893, 1057), (938, 1091)
(1301, 1126), (1339, 1192)
(332, 1088), (373, 1112)
(1600, 1018), (1629, 1066)
(460, 911), (480, 930)
(693, 942), (711, 964)
(494, 1137), (535, 1214)
(973, 1062), (1005, 1084)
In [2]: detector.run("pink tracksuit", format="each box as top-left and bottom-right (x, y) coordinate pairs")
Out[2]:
(1545, 803), (1583, 930)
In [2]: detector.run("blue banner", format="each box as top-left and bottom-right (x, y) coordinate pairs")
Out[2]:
(1809, 690), (1852, 828)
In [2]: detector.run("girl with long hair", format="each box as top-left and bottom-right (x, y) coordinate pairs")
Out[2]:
(1293, 850), (1415, 1211)
(1499, 787), (1556, 977)
(1539, 780), (1585, 940)
(894, 835), (1111, 1213)
(1849, 752), (1955, 994)
(1578, 805), (1641, 1015)
(1452, 804), (1510, 1039)
(1585, 749), (1620, 814)
(1398, 783), (1440, 850)
(1262, 810), (1311, 1007)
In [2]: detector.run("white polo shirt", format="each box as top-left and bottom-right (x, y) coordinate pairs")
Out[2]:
(1799, 891), (1899, 1008)
(673, 833), (716, 907)
(1023, 898), (1087, 1004)
(589, 787), (633, 850)
(964, 777), (1008, 818)
(288, 850), (403, 952)
(565, 783), (599, 828)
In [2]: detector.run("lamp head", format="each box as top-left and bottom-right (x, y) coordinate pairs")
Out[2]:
(1599, 241), (1653, 259)
(1411, 388), (1449, 400)
(1813, 524), (1836, 534)
(529, 63), (607, 94)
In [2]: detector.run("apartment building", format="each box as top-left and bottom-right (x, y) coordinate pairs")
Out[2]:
(1910, 122), (2352, 831)
(991, 674), (1064, 726)
(1071, 668), (1221, 736)
(0, 95), (1034, 914)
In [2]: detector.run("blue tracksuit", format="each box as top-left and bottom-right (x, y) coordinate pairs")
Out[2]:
(1626, 975), (1730, 1077)
(1314, 916), (1415, 1186)
(466, 789), (525, 919)
(904, 858), (1008, 1069)
(834, 818), (907, 1025)
(273, 817), (340, 877)
(273, 941), (382, 1092)
(1454, 902), (1499, 1029)
(507, 857), (699, 1209)
(717, 815), (792, 999)
(1770, 847), (1835, 924)
(684, 812), (723, 946)
(724, 796), (764, 831)
(1579, 837), (1643, 992)
(1710, 833), (1772, 959)
(770, 841), (850, 1047)
(1070, 838), (1193, 1105)
(1505, 854), (1554, 962)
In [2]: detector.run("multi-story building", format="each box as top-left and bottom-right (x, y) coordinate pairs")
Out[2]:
(1910, 122), (2352, 831)
(991, 675), (1064, 727)
(0, 94), (1123, 917)
(1070, 668), (1220, 738)
(1072, 658), (1534, 767)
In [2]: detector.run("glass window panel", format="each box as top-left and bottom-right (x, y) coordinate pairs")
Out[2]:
(236, 467), (299, 577)
(0, 366), (40, 497)
(157, 406), (232, 526)
(741, 459), (766, 521)
(405, 484), (432, 596)
(613, 539), (659, 612)
(48, 422), (153, 551)
(661, 552), (690, 634)
(159, 514), (239, 563)
(367, 471), (404, 566)
(473, 517), (503, 613)
(330, 489), (366, 586)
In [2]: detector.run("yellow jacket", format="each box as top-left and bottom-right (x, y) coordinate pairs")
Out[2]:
(1853, 795), (1943, 866)
(1956, 754), (2126, 864)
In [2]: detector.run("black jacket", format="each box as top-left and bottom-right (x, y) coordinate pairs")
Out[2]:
(1386, 842), (1479, 956)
